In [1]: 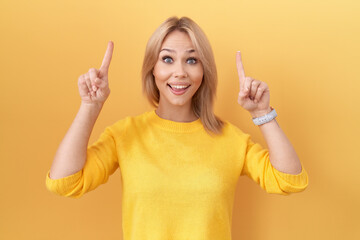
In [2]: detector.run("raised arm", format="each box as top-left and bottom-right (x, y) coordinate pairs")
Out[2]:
(49, 41), (114, 179)
(236, 51), (302, 175)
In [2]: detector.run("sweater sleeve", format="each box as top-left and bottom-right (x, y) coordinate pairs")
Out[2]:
(240, 134), (309, 195)
(45, 127), (119, 198)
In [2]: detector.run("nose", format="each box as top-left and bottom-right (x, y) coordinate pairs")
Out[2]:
(173, 62), (188, 78)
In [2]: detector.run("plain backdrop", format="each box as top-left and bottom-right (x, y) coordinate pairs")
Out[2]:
(1, 0), (359, 239)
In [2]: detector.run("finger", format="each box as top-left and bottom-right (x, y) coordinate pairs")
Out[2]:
(250, 80), (261, 100)
(236, 51), (246, 89)
(99, 41), (114, 75)
(238, 77), (251, 105)
(84, 73), (92, 93)
(94, 77), (106, 89)
(78, 75), (89, 92)
(244, 76), (253, 95)
(88, 68), (99, 91)
(254, 82), (268, 103)
(93, 77), (101, 86)
(92, 78), (102, 92)
(238, 89), (248, 104)
(89, 68), (99, 84)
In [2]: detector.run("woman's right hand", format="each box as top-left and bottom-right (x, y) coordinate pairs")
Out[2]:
(78, 41), (114, 106)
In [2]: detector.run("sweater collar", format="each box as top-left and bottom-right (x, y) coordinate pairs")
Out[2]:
(147, 110), (203, 133)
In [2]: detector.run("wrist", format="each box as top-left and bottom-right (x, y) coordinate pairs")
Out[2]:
(251, 107), (277, 126)
(250, 107), (272, 118)
(80, 101), (104, 114)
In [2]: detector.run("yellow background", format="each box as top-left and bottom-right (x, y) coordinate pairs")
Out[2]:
(1, 0), (359, 239)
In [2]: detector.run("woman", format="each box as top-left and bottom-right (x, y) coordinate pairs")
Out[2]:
(46, 16), (308, 240)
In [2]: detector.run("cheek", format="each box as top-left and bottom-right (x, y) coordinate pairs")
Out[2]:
(153, 64), (171, 81)
(192, 67), (204, 85)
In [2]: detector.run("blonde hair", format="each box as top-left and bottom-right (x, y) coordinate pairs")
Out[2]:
(142, 16), (224, 135)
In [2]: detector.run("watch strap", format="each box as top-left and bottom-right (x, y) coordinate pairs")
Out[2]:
(252, 108), (277, 125)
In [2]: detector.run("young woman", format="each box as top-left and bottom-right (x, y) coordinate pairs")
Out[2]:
(46, 16), (308, 240)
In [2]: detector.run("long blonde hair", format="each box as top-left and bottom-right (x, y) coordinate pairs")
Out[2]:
(142, 16), (224, 135)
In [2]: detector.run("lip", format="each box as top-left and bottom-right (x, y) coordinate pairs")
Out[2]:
(167, 84), (191, 95)
(167, 82), (191, 86)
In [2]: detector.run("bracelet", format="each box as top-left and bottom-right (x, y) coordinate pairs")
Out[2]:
(252, 107), (277, 126)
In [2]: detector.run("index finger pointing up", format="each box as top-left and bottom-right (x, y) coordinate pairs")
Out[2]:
(100, 41), (114, 74)
(236, 51), (246, 89)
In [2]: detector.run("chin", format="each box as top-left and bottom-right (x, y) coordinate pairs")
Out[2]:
(168, 98), (190, 106)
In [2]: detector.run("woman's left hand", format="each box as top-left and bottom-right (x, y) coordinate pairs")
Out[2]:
(236, 51), (271, 118)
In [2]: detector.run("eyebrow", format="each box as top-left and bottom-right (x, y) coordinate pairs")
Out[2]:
(160, 48), (196, 53)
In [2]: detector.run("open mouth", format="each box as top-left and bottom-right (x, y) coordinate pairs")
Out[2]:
(167, 84), (191, 90)
(167, 84), (191, 95)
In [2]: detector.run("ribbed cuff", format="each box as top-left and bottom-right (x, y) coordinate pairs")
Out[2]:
(45, 170), (82, 195)
(272, 165), (309, 193)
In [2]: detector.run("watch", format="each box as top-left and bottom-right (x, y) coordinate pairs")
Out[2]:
(252, 107), (277, 126)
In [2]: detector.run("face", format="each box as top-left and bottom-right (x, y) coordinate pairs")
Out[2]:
(153, 30), (203, 111)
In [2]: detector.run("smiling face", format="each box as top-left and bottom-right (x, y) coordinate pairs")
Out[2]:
(153, 30), (204, 114)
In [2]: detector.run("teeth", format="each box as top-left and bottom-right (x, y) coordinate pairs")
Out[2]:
(170, 85), (189, 89)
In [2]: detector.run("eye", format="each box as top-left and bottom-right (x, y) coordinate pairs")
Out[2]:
(162, 56), (173, 63)
(187, 57), (197, 64)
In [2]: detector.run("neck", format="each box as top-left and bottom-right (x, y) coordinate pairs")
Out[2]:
(155, 103), (198, 123)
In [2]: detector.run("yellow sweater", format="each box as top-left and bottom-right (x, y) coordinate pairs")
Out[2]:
(46, 110), (308, 240)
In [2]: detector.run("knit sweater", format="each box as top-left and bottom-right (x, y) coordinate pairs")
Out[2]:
(45, 110), (308, 240)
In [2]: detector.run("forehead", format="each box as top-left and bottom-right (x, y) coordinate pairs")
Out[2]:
(161, 30), (194, 50)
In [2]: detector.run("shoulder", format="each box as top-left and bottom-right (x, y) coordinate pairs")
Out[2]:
(207, 119), (252, 151)
(221, 120), (249, 139)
